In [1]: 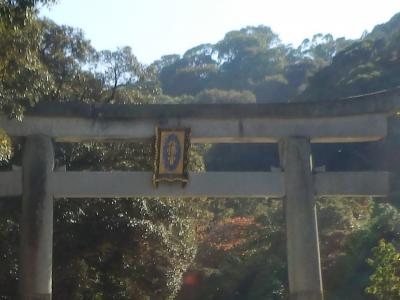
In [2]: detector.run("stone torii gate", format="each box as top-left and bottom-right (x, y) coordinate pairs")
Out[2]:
(1, 88), (399, 300)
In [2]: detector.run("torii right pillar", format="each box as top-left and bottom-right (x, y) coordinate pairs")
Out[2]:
(279, 137), (324, 300)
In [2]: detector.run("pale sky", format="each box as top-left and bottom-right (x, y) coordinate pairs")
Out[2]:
(41, 0), (400, 64)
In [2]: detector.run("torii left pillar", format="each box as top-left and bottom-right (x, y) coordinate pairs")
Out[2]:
(19, 135), (54, 300)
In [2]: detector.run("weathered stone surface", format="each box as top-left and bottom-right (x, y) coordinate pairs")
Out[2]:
(32, 293), (52, 300)
(20, 86), (400, 119)
(279, 137), (324, 300)
(19, 135), (54, 300)
(0, 114), (388, 143)
(2, 88), (398, 143)
(0, 171), (391, 198)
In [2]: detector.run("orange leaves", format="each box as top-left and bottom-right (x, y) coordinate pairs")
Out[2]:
(204, 216), (258, 252)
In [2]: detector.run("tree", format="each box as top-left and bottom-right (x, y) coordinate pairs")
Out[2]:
(215, 26), (281, 63)
(366, 239), (400, 300)
(297, 34), (352, 67)
(97, 46), (143, 103)
(39, 19), (98, 102)
(299, 13), (400, 101)
(0, 0), (56, 160)
(0, 11), (52, 118)
(49, 139), (210, 300)
(177, 198), (288, 300)
(158, 44), (218, 96)
(0, 128), (12, 161)
(215, 26), (287, 93)
(194, 89), (255, 104)
(0, 7), (205, 299)
(0, 0), (56, 27)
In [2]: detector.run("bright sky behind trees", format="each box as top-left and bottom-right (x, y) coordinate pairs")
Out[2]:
(41, 0), (400, 64)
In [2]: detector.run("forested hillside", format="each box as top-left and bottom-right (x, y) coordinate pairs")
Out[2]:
(300, 13), (400, 100)
(153, 27), (351, 103)
(1, 1), (400, 299)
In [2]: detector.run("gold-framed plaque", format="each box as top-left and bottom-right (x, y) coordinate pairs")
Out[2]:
(153, 128), (191, 186)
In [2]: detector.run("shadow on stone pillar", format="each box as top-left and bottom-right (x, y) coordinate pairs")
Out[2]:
(19, 135), (54, 300)
(279, 137), (324, 300)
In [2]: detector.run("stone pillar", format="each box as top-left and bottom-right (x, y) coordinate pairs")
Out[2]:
(279, 137), (323, 300)
(20, 135), (54, 300)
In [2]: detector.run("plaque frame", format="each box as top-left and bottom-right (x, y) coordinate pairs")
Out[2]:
(153, 127), (191, 187)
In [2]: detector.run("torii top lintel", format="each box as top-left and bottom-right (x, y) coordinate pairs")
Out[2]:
(25, 86), (400, 119)
(1, 87), (400, 143)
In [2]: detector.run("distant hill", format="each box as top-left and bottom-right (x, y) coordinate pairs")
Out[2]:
(299, 13), (400, 101)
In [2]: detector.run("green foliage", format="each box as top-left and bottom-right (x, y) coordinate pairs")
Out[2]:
(156, 25), (353, 103)
(0, 15), (53, 118)
(366, 239), (400, 300)
(50, 139), (209, 299)
(177, 198), (288, 300)
(53, 197), (199, 300)
(157, 45), (218, 96)
(0, 0), (60, 118)
(179, 193), (400, 300)
(39, 19), (98, 102)
(319, 201), (400, 300)
(0, 128), (12, 161)
(300, 13), (400, 100)
(98, 46), (143, 102)
(2, 4), (400, 299)
(195, 89), (256, 104)
(0, 198), (19, 299)
(215, 26), (280, 62)
(0, 6), (206, 298)
(297, 34), (352, 67)
(0, 0), (57, 162)
(0, 0), (55, 27)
